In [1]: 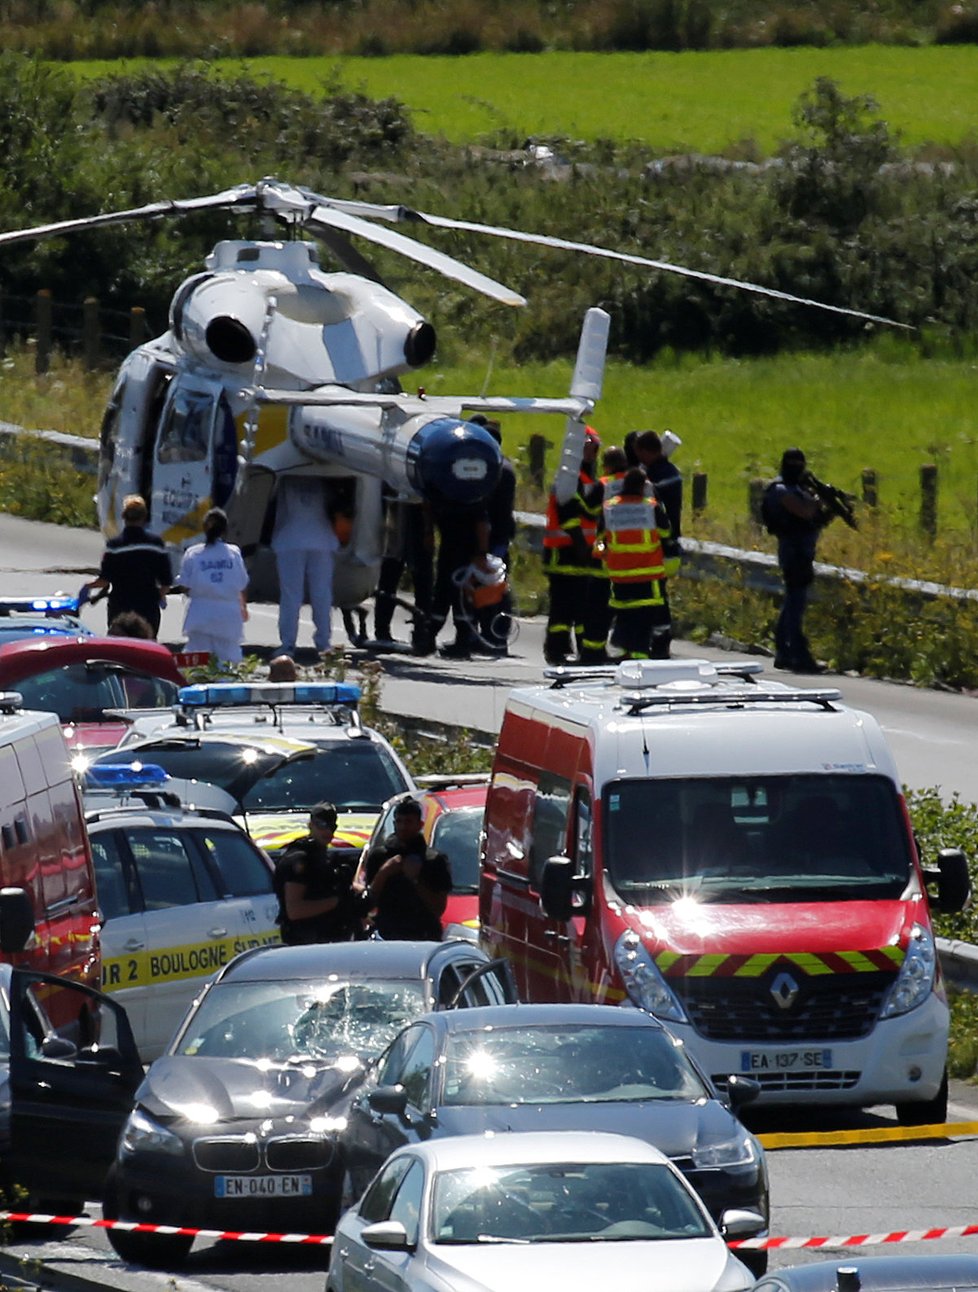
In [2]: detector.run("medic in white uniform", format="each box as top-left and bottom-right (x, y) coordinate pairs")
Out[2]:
(271, 475), (338, 657)
(178, 507), (249, 665)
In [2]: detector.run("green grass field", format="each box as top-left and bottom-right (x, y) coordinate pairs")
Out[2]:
(415, 340), (978, 546)
(71, 45), (978, 152)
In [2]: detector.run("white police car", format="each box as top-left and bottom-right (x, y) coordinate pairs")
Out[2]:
(85, 764), (280, 1061)
(95, 681), (415, 863)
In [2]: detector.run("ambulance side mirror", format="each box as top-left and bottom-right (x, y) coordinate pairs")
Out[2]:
(540, 856), (576, 921)
(0, 887), (34, 953)
(924, 847), (971, 914)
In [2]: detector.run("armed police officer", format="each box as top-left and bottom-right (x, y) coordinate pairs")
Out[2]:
(274, 802), (359, 944)
(361, 798), (452, 941)
(762, 447), (840, 675)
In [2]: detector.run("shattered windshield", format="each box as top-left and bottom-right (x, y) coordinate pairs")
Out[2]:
(176, 977), (427, 1063)
(603, 773), (913, 903)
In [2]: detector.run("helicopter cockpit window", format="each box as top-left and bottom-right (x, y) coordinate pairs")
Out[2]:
(157, 388), (213, 464)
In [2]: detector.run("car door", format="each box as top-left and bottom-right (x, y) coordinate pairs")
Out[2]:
(433, 952), (517, 1008)
(91, 826), (151, 1044)
(336, 1155), (415, 1292)
(113, 824), (241, 1059)
(8, 969), (143, 1207)
(345, 1025), (436, 1195)
(360, 1158), (425, 1292)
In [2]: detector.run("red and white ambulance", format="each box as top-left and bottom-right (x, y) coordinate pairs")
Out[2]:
(479, 659), (970, 1123)
(0, 690), (100, 991)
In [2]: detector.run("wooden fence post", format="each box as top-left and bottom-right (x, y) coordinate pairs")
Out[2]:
(528, 434), (551, 492)
(34, 289), (52, 375)
(83, 296), (99, 371)
(861, 468), (878, 508)
(748, 477), (765, 526)
(129, 306), (146, 350)
(691, 471), (708, 513)
(920, 464), (938, 539)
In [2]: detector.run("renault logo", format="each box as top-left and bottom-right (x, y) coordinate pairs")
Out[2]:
(770, 971), (800, 1010)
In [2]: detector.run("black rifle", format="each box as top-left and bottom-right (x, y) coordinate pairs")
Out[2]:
(803, 471), (858, 530)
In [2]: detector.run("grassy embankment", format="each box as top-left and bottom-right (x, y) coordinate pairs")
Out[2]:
(68, 45), (978, 154)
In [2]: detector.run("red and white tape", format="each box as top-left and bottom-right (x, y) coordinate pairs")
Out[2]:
(0, 1212), (335, 1245)
(730, 1223), (978, 1252)
(3, 1211), (978, 1251)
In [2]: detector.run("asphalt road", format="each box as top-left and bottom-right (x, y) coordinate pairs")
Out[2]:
(4, 512), (978, 802)
(3, 512), (978, 1288)
(3, 1081), (978, 1292)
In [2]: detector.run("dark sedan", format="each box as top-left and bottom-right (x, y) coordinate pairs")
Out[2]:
(341, 1002), (769, 1274)
(103, 940), (516, 1268)
(752, 1255), (978, 1291)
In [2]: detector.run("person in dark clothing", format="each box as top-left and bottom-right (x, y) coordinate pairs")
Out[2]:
(274, 802), (359, 944)
(86, 494), (172, 638)
(633, 430), (683, 540)
(471, 417), (515, 654)
(373, 492), (436, 653)
(763, 447), (833, 674)
(430, 497), (492, 661)
(361, 798), (452, 941)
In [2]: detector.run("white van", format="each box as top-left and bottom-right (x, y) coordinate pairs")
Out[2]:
(480, 659), (970, 1123)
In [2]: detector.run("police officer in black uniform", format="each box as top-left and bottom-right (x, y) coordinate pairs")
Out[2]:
(86, 494), (173, 639)
(361, 798), (452, 941)
(274, 802), (359, 944)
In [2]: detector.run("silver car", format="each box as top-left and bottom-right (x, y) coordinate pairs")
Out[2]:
(327, 1131), (762, 1292)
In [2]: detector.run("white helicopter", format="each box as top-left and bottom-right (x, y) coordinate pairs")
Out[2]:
(0, 176), (904, 609)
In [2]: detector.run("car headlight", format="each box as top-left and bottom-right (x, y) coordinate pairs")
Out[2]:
(881, 924), (937, 1018)
(692, 1133), (757, 1170)
(613, 930), (688, 1024)
(120, 1108), (184, 1157)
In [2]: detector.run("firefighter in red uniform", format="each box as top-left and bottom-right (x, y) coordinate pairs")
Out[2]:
(577, 446), (629, 664)
(542, 428), (600, 665)
(596, 465), (680, 660)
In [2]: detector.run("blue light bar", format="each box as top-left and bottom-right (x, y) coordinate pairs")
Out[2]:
(0, 595), (80, 617)
(177, 682), (361, 708)
(86, 763), (169, 788)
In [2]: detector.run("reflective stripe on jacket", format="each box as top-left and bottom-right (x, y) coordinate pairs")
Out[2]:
(600, 494), (666, 582)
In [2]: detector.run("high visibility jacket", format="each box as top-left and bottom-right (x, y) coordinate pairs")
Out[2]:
(544, 474), (596, 575)
(600, 493), (668, 583)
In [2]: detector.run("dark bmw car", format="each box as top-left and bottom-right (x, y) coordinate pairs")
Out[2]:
(103, 940), (516, 1268)
(752, 1255), (978, 1291)
(341, 1002), (770, 1274)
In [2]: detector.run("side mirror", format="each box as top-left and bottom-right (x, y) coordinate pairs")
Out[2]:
(368, 1085), (410, 1119)
(724, 1074), (761, 1112)
(924, 847), (971, 914)
(0, 887), (34, 953)
(361, 1220), (413, 1252)
(41, 1035), (78, 1060)
(720, 1208), (766, 1240)
(540, 856), (578, 921)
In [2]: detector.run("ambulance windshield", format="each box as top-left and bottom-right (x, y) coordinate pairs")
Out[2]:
(603, 773), (914, 902)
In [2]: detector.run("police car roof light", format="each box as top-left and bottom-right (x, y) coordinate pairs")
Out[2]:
(0, 691), (23, 713)
(0, 595), (80, 617)
(86, 763), (170, 788)
(177, 681), (362, 708)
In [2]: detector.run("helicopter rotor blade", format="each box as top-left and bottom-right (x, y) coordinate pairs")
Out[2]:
(356, 206), (910, 330)
(0, 185), (261, 249)
(300, 203), (527, 308)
